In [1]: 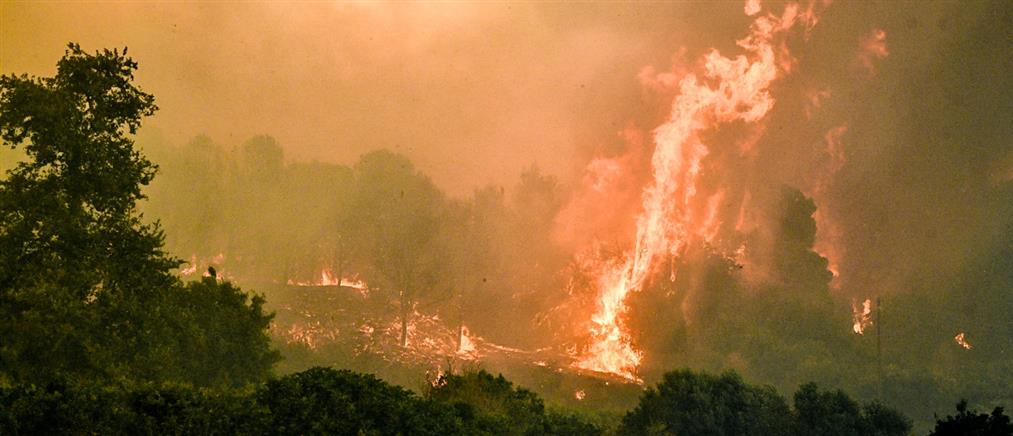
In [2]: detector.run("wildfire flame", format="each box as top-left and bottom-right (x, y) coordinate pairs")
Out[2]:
(573, 2), (810, 381)
(852, 298), (872, 335)
(288, 268), (368, 295)
(954, 332), (972, 350)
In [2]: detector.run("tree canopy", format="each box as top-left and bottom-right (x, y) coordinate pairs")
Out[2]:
(620, 369), (912, 436)
(0, 43), (277, 387)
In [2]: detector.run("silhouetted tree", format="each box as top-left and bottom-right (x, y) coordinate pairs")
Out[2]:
(162, 277), (280, 387)
(930, 400), (1012, 436)
(792, 382), (910, 436)
(0, 44), (278, 387)
(0, 43), (176, 383)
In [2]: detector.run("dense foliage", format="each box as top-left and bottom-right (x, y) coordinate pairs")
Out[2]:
(0, 368), (605, 435)
(427, 370), (604, 435)
(929, 400), (1013, 436)
(620, 370), (911, 436)
(0, 367), (952, 436)
(0, 44), (277, 387)
(620, 370), (792, 436)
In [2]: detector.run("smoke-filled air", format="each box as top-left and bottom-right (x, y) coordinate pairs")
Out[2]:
(2, 1), (1011, 434)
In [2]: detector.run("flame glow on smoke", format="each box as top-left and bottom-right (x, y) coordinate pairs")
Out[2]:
(573, 2), (810, 381)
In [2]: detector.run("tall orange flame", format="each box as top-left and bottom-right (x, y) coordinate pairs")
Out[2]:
(574, 2), (809, 381)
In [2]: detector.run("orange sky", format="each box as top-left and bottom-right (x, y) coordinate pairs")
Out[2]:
(2, 1), (747, 194)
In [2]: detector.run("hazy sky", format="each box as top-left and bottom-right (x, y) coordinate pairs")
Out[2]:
(0, 1), (753, 194)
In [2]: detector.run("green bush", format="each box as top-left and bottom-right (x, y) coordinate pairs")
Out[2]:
(619, 369), (912, 436)
(427, 369), (603, 435)
(620, 369), (792, 436)
(0, 366), (927, 436)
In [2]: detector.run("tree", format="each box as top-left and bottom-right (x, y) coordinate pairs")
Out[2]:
(929, 400), (1012, 436)
(427, 369), (603, 435)
(256, 367), (465, 435)
(161, 277), (280, 388)
(792, 382), (910, 436)
(348, 150), (444, 348)
(0, 43), (177, 383)
(427, 370), (546, 434)
(0, 44), (278, 387)
(620, 369), (792, 436)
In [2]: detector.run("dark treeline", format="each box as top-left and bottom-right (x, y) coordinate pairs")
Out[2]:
(2, 44), (1011, 435)
(4, 366), (1010, 435)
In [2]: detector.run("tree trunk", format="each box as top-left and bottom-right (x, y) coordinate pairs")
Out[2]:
(399, 289), (409, 348)
(333, 242), (345, 290)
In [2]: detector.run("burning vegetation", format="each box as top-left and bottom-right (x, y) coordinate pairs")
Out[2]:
(2, 0), (1012, 433)
(128, 1), (1012, 429)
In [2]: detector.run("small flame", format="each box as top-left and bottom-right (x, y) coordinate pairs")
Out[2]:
(457, 325), (477, 356)
(852, 298), (872, 334)
(954, 332), (972, 350)
(574, 389), (586, 401)
(288, 269), (368, 295)
(179, 255), (198, 276)
(428, 366), (447, 388)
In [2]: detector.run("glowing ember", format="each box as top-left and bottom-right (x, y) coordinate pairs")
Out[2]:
(574, 389), (586, 401)
(954, 332), (972, 350)
(852, 298), (872, 335)
(574, 2), (810, 381)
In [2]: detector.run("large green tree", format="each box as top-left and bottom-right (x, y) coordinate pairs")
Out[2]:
(0, 43), (277, 386)
(620, 369), (792, 436)
(0, 44), (175, 382)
